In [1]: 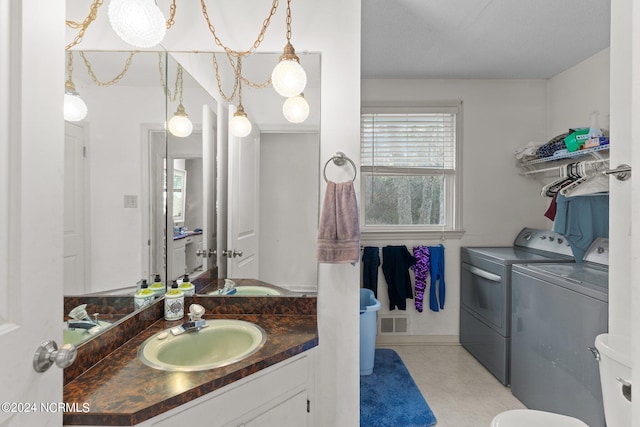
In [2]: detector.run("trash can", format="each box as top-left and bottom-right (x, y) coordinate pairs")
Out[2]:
(360, 288), (381, 375)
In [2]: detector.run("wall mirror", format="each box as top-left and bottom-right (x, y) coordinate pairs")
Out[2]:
(62, 49), (321, 319)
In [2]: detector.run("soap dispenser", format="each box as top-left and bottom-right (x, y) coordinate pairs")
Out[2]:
(178, 274), (195, 296)
(164, 280), (184, 321)
(134, 281), (154, 309)
(150, 274), (165, 298)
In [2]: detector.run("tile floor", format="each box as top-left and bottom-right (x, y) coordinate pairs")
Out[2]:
(384, 344), (526, 427)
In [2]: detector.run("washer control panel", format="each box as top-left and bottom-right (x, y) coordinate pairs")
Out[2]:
(513, 227), (574, 257)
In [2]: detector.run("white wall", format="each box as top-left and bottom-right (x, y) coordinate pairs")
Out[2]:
(81, 85), (165, 292)
(547, 48), (611, 137)
(361, 79), (550, 338)
(259, 133), (320, 290)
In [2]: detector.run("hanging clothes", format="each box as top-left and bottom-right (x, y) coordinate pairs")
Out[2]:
(427, 244), (446, 312)
(411, 246), (430, 313)
(362, 246), (381, 297)
(553, 193), (609, 262)
(381, 246), (416, 311)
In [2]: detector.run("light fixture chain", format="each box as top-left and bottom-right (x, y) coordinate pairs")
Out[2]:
(166, 0), (177, 29)
(237, 56), (243, 106)
(66, 51), (74, 84)
(212, 53), (239, 102)
(158, 53), (180, 103)
(241, 75), (272, 89)
(200, 0), (279, 56)
(285, 0), (292, 42)
(177, 64), (184, 104)
(65, 0), (104, 50)
(79, 51), (138, 87)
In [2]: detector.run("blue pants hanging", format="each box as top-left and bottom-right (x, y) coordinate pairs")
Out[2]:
(427, 244), (445, 311)
(362, 247), (380, 298)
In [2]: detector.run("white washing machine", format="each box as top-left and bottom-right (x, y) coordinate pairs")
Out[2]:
(510, 238), (609, 427)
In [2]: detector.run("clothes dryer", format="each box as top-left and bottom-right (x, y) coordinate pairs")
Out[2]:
(460, 228), (575, 385)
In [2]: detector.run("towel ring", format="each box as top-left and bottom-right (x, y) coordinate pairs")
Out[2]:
(323, 152), (357, 183)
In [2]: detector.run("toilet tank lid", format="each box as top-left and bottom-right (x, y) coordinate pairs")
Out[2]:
(595, 333), (632, 368)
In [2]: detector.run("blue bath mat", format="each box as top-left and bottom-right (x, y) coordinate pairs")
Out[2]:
(360, 348), (437, 427)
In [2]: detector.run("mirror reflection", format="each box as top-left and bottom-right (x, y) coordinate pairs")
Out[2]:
(62, 50), (321, 322)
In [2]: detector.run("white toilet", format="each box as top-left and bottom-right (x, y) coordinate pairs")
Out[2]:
(594, 333), (632, 427)
(491, 333), (632, 427)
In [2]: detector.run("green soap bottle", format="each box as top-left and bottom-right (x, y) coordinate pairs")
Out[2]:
(150, 274), (165, 297)
(178, 274), (195, 296)
(134, 281), (154, 309)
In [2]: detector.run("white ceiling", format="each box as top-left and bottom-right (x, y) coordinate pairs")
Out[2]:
(361, 0), (611, 79)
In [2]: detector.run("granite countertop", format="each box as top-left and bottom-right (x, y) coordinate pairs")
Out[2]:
(63, 302), (318, 426)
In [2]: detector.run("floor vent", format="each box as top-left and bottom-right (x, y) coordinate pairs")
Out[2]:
(379, 315), (408, 334)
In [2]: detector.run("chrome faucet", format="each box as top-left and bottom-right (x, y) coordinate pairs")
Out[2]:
(175, 304), (207, 334)
(67, 315), (100, 330)
(67, 304), (101, 330)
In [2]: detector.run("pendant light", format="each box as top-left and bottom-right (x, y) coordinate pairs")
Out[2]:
(108, 0), (166, 48)
(229, 104), (252, 138)
(229, 57), (252, 138)
(167, 64), (193, 138)
(64, 52), (88, 122)
(271, 0), (307, 97)
(282, 93), (309, 123)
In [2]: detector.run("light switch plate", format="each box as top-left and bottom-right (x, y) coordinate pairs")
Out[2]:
(124, 195), (137, 208)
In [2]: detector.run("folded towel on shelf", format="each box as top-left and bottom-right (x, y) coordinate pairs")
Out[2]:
(317, 181), (360, 264)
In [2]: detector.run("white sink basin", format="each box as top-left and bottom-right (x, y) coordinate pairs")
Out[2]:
(63, 320), (112, 346)
(138, 319), (266, 372)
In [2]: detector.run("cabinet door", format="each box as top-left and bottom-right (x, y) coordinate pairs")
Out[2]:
(172, 240), (186, 280)
(245, 391), (308, 427)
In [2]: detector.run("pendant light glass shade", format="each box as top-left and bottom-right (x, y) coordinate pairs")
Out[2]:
(230, 105), (252, 138)
(108, 0), (166, 48)
(168, 104), (193, 138)
(64, 77), (87, 122)
(282, 94), (309, 123)
(271, 43), (307, 97)
(64, 92), (88, 122)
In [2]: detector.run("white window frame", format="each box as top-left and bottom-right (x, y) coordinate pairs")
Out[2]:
(360, 103), (464, 240)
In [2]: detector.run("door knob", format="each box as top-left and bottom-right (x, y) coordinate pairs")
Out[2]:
(196, 249), (216, 258)
(222, 249), (243, 258)
(33, 340), (77, 373)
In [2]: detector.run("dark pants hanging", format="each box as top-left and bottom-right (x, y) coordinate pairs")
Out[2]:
(382, 246), (416, 310)
(428, 244), (446, 311)
(362, 246), (380, 297)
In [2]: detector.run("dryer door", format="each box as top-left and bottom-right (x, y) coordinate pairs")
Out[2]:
(460, 261), (506, 333)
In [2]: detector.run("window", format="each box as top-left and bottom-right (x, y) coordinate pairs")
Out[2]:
(172, 168), (187, 223)
(360, 105), (461, 235)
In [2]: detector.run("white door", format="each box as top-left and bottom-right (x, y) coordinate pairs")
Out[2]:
(0, 0), (64, 424)
(227, 111), (260, 278)
(202, 105), (217, 273)
(63, 122), (87, 295)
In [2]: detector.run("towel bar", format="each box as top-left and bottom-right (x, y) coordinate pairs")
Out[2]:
(323, 152), (357, 182)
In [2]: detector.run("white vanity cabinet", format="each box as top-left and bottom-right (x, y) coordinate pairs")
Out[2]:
(171, 234), (203, 280)
(142, 350), (316, 427)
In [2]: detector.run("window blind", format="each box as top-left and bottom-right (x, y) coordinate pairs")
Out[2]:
(360, 112), (457, 170)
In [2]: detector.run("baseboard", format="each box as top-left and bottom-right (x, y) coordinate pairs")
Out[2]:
(375, 335), (460, 346)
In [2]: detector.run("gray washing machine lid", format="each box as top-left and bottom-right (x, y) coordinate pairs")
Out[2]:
(513, 263), (608, 302)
